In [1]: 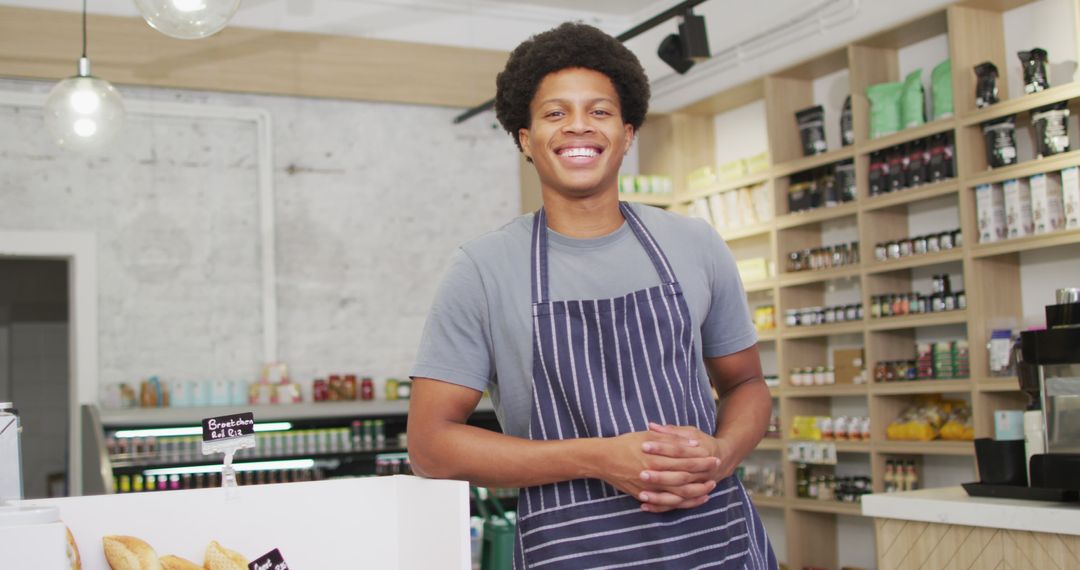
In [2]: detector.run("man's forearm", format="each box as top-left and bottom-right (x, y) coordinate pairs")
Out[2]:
(713, 377), (772, 464)
(409, 420), (605, 489)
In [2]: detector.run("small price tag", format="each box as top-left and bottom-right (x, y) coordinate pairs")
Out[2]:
(201, 412), (255, 443)
(249, 548), (289, 570)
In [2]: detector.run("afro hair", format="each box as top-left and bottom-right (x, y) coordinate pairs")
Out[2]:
(494, 22), (650, 154)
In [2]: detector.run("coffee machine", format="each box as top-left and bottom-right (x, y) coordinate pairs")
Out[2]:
(1019, 288), (1080, 495)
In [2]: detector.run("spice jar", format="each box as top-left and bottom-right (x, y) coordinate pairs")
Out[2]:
(871, 296), (881, 318)
(887, 241), (901, 259)
(899, 238), (913, 257)
(957, 290), (967, 309)
(939, 230), (954, 250)
(785, 309), (799, 327)
(875, 243), (888, 262)
(927, 233), (940, 252)
(913, 235), (928, 255)
(952, 229), (963, 248)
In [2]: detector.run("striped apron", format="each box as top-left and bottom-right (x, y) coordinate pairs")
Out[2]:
(513, 203), (777, 570)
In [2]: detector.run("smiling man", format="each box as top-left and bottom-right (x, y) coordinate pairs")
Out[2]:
(408, 22), (777, 569)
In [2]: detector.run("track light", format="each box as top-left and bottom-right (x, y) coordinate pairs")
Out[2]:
(658, 9), (711, 75)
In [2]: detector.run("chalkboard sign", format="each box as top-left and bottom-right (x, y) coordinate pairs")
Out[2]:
(249, 548), (289, 570)
(201, 412), (255, 443)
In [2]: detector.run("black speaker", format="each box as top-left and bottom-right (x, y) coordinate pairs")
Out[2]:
(658, 33), (694, 75)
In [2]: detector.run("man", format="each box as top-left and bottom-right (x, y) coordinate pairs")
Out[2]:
(409, 22), (777, 569)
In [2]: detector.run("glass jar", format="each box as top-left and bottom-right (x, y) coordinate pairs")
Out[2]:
(899, 238), (913, 257)
(845, 304), (858, 321)
(927, 233), (940, 252)
(940, 230), (954, 250)
(953, 229), (963, 248)
(913, 235), (928, 255)
(944, 293), (956, 311)
(957, 290), (967, 309)
(887, 240), (901, 259)
(874, 361), (889, 383)
(875, 243), (888, 262)
(788, 251), (802, 272)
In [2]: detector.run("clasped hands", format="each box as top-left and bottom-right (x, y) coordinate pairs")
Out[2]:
(605, 422), (736, 513)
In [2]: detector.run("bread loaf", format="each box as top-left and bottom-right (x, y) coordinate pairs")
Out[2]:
(103, 535), (163, 570)
(203, 540), (247, 570)
(65, 526), (81, 570)
(159, 555), (203, 570)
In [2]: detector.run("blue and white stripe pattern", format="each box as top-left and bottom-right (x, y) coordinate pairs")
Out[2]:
(514, 203), (777, 569)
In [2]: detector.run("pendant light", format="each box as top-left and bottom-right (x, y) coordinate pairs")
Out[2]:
(44, 0), (125, 153)
(134, 0), (242, 40)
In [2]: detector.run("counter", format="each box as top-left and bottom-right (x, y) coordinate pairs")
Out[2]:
(862, 487), (1080, 569)
(9, 475), (470, 569)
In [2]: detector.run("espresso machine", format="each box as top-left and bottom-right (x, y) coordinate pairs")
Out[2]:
(1018, 288), (1080, 496)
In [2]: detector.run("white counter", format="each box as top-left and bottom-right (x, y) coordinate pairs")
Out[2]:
(861, 486), (1080, 536)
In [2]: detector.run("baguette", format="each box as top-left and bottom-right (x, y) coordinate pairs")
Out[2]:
(65, 526), (81, 570)
(103, 535), (163, 570)
(160, 555), (203, 570)
(203, 540), (247, 570)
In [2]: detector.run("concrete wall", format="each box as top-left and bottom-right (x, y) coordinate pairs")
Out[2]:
(0, 77), (520, 397)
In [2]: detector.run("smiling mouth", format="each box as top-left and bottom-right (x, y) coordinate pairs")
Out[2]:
(555, 146), (604, 163)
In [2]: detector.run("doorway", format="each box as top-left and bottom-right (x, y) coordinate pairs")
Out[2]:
(0, 258), (70, 498)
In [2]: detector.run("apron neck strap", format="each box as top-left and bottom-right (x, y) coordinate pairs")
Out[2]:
(530, 202), (677, 305)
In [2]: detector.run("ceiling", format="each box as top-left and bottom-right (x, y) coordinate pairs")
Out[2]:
(2, 0), (956, 112)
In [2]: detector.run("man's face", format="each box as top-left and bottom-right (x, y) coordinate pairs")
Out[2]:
(519, 67), (634, 198)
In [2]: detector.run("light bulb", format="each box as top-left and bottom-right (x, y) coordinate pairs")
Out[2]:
(134, 0), (242, 40)
(44, 60), (125, 153)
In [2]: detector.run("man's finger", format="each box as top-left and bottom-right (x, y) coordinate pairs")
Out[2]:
(640, 440), (710, 458)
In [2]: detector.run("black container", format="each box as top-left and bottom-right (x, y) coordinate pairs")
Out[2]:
(974, 438), (1028, 486)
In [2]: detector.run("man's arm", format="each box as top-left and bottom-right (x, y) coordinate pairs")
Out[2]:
(407, 377), (721, 509)
(639, 344), (771, 511)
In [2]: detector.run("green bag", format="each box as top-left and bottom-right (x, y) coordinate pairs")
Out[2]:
(867, 81), (904, 139)
(472, 487), (515, 570)
(931, 59), (953, 119)
(901, 69), (926, 129)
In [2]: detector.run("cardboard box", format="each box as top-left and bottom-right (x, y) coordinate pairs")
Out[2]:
(736, 257), (770, 283)
(975, 183), (1006, 243)
(833, 348), (865, 384)
(1030, 172), (1066, 234)
(1062, 166), (1080, 230)
(1003, 178), (1033, 238)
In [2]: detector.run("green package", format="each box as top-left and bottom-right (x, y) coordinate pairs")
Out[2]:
(867, 81), (904, 138)
(901, 69), (925, 128)
(931, 59), (953, 119)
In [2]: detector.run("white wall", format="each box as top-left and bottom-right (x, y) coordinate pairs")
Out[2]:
(713, 100), (770, 167)
(1004, 0), (1080, 99)
(0, 78), (519, 396)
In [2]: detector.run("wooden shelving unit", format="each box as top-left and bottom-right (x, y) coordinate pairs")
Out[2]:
(620, 2), (1080, 567)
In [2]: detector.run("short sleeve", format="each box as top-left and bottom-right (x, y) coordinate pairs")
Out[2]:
(410, 249), (493, 392)
(699, 226), (758, 358)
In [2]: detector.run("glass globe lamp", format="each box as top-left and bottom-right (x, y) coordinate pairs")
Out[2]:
(134, 0), (242, 40)
(44, 57), (126, 153)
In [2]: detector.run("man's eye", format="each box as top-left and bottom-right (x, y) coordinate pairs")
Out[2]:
(593, 109), (612, 116)
(546, 111), (564, 118)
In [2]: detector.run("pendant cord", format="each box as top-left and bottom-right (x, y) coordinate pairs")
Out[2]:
(81, 0), (87, 58)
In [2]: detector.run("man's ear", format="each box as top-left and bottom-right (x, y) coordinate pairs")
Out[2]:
(518, 128), (533, 163)
(624, 124), (635, 156)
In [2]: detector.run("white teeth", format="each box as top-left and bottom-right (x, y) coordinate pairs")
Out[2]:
(560, 147), (599, 158)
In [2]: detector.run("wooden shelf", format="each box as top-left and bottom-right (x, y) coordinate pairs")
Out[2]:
(862, 180), (959, 212)
(782, 321), (865, 339)
(779, 265), (861, 288)
(971, 227), (1080, 258)
(834, 441), (873, 453)
(870, 380), (972, 395)
(860, 119), (957, 154)
(757, 438), (784, 451)
(866, 311), (967, 332)
(964, 149), (1080, 188)
(974, 377), (1022, 392)
(100, 399), (495, 427)
(680, 171), (773, 202)
(750, 494), (788, 510)
(875, 440), (975, 456)
(789, 498), (863, 516)
(774, 147), (856, 177)
(756, 329), (779, 343)
(776, 201), (859, 230)
(959, 81), (1080, 127)
(618, 193), (674, 207)
(785, 384), (869, 398)
(864, 249), (965, 275)
(719, 221), (773, 241)
(744, 278), (777, 293)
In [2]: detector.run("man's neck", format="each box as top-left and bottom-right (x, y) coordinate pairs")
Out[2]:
(540, 187), (624, 238)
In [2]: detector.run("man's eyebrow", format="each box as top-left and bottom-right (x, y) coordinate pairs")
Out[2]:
(536, 97), (617, 106)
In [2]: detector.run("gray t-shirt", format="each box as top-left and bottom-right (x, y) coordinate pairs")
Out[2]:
(411, 203), (757, 437)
